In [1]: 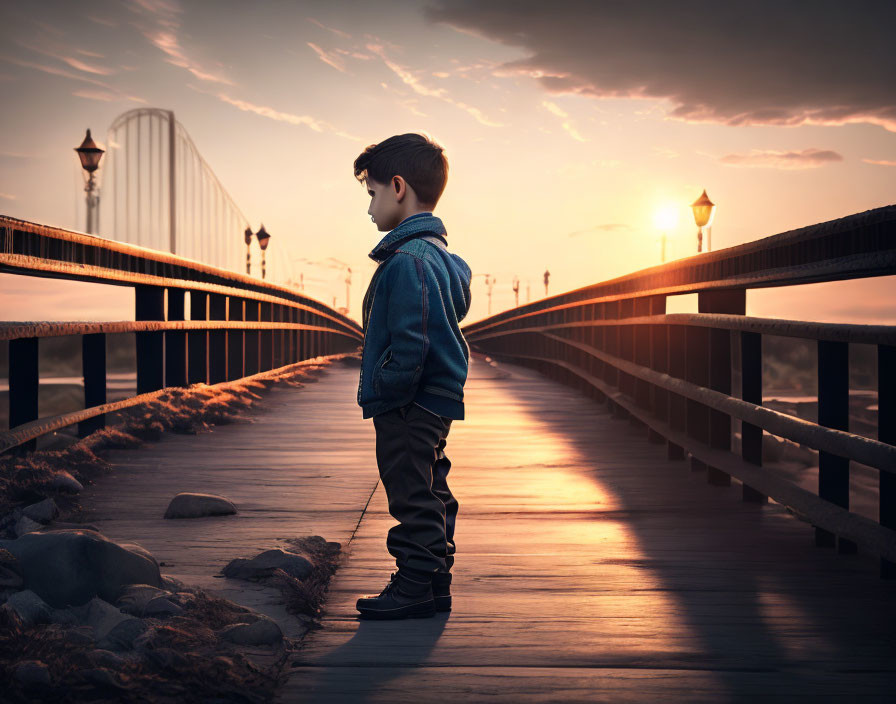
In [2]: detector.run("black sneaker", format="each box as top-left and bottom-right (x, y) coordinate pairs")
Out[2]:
(356, 570), (436, 620)
(432, 571), (452, 612)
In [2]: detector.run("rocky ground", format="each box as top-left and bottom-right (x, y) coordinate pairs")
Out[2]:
(0, 357), (352, 702)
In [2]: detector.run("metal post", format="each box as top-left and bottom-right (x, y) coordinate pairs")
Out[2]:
(227, 296), (244, 380)
(188, 291), (208, 384)
(741, 331), (766, 502)
(208, 294), (227, 383)
(245, 299), (259, 375)
(647, 295), (667, 444)
(260, 301), (273, 371)
(165, 288), (187, 387)
(9, 337), (39, 452)
(880, 344), (896, 577)
(135, 285), (164, 394)
(168, 110), (176, 254)
(685, 325), (711, 471)
(817, 340), (854, 553)
(79, 333), (107, 437)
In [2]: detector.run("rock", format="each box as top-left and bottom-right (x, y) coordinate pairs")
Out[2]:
(144, 647), (189, 669)
(70, 597), (135, 639)
(219, 616), (282, 645)
(7, 590), (53, 626)
(164, 492), (237, 519)
(14, 515), (43, 537)
(0, 565), (23, 588)
(98, 617), (147, 651)
(47, 471), (83, 494)
(14, 660), (51, 687)
(223, 549), (313, 581)
(143, 596), (182, 617)
(22, 498), (59, 524)
(44, 521), (101, 532)
(89, 649), (127, 667)
(78, 667), (127, 689)
(0, 529), (163, 608)
(116, 584), (171, 616)
(65, 627), (96, 645)
(161, 575), (188, 592)
(48, 606), (80, 626)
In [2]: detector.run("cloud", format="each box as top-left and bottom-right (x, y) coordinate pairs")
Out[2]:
(424, 1), (896, 132)
(306, 17), (352, 39)
(568, 223), (630, 237)
(207, 89), (362, 141)
(719, 148), (843, 169)
(307, 42), (348, 73)
(73, 89), (146, 103)
(61, 56), (116, 76)
(862, 158), (896, 166)
(127, 0), (234, 85)
(366, 43), (503, 127)
(541, 100), (586, 141)
(0, 192), (18, 200)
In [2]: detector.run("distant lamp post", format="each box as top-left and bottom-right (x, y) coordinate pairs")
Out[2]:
(543, 269), (551, 296)
(256, 224), (271, 279)
(512, 275), (520, 307)
(74, 128), (105, 234)
(244, 226), (254, 274)
(690, 189), (716, 253)
(653, 206), (678, 263)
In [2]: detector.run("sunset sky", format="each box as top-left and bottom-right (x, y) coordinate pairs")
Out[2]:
(1, 0), (894, 324)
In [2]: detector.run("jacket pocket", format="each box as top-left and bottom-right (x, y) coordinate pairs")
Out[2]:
(372, 347), (392, 395)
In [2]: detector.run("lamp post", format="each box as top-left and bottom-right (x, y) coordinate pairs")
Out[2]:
(543, 269), (551, 296)
(512, 275), (520, 307)
(74, 129), (104, 234)
(690, 189), (716, 254)
(256, 224), (271, 279)
(244, 227), (254, 275)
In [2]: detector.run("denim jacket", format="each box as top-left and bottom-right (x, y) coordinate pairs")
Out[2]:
(358, 212), (472, 419)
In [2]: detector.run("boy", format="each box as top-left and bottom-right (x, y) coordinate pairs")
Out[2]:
(352, 133), (472, 619)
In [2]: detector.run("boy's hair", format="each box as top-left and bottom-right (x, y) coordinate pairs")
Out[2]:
(353, 133), (448, 208)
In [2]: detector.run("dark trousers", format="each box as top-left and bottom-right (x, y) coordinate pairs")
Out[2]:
(372, 402), (457, 575)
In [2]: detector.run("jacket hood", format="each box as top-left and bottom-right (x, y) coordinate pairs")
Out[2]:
(368, 213), (447, 263)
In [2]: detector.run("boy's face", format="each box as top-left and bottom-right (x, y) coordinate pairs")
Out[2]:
(365, 176), (404, 232)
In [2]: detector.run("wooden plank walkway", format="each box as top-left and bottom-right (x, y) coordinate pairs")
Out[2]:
(75, 354), (896, 701)
(279, 356), (896, 703)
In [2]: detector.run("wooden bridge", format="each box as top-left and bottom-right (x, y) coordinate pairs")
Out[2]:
(2, 206), (896, 701)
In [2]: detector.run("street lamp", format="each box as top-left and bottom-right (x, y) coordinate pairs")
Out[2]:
(244, 226), (254, 274)
(74, 128), (104, 234)
(690, 189), (716, 254)
(256, 224), (271, 279)
(543, 269), (551, 296)
(512, 275), (520, 307)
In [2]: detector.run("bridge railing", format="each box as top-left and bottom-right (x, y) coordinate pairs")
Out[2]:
(0, 215), (363, 454)
(463, 204), (896, 576)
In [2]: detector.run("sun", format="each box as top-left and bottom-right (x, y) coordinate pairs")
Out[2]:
(653, 205), (679, 231)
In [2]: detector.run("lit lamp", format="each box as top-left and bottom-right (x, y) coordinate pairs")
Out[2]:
(256, 224), (271, 279)
(74, 129), (105, 234)
(244, 226), (254, 275)
(690, 189), (716, 253)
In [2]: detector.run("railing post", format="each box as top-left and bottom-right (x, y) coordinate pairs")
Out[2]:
(816, 340), (855, 553)
(9, 336), (39, 452)
(667, 323), (687, 460)
(741, 331), (767, 502)
(245, 299), (259, 375)
(698, 288), (745, 486)
(78, 333), (106, 438)
(208, 293), (227, 384)
(260, 301), (273, 371)
(648, 295), (667, 444)
(135, 284), (164, 394)
(165, 288), (187, 387)
(188, 291), (208, 384)
(633, 297), (651, 416)
(685, 324), (711, 472)
(227, 296), (244, 380)
(879, 344), (896, 577)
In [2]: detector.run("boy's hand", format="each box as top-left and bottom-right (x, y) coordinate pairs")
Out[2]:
(376, 253), (429, 401)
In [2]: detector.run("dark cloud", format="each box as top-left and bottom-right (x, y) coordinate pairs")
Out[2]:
(423, 1), (896, 131)
(720, 148), (844, 169)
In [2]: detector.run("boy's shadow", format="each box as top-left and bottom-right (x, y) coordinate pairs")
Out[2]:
(300, 612), (450, 701)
